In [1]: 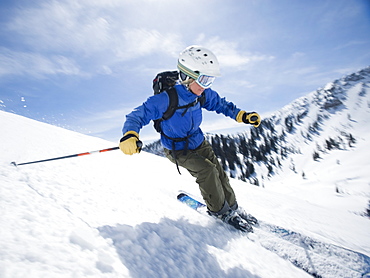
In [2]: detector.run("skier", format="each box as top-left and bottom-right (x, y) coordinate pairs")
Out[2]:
(119, 45), (261, 232)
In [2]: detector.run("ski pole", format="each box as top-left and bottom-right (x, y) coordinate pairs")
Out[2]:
(11, 141), (143, 167)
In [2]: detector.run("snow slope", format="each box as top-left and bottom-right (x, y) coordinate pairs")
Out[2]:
(0, 109), (369, 278)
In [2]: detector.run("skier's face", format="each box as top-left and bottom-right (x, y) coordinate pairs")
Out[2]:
(189, 81), (205, 96)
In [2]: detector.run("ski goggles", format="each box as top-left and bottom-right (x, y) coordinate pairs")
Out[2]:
(179, 71), (216, 89)
(195, 74), (216, 89)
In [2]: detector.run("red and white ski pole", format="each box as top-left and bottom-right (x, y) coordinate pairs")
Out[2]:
(11, 141), (143, 167)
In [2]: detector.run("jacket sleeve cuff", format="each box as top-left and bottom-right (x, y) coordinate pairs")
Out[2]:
(123, 131), (139, 138)
(236, 110), (246, 123)
(120, 131), (139, 142)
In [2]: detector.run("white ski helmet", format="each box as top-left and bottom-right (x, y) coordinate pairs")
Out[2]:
(177, 45), (221, 80)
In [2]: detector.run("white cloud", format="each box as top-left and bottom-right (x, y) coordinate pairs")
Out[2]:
(4, 1), (186, 78)
(114, 29), (182, 61)
(195, 35), (275, 68)
(6, 1), (185, 58)
(0, 48), (81, 78)
(291, 52), (306, 59)
(7, 1), (112, 54)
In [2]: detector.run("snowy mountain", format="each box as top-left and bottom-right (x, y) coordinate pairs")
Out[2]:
(1, 68), (370, 278)
(228, 66), (370, 186)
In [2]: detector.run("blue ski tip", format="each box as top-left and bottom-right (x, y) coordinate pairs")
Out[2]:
(177, 193), (187, 200)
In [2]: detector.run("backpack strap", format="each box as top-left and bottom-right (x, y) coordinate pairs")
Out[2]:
(198, 91), (206, 107)
(161, 87), (178, 120)
(153, 87), (177, 133)
(161, 87), (206, 121)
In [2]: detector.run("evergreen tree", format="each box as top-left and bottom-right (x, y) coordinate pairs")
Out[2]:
(313, 151), (320, 161)
(238, 135), (249, 156)
(348, 133), (356, 147)
(267, 164), (273, 177)
(276, 157), (282, 167)
(285, 116), (294, 133)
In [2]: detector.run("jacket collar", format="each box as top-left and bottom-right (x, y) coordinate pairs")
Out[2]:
(175, 84), (198, 103)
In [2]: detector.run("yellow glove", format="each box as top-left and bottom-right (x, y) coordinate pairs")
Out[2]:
(236, 111), (261, 127)
(119, 131), (142, 155)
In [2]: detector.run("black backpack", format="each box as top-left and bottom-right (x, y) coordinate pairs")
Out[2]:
(152, 71), (206, 133)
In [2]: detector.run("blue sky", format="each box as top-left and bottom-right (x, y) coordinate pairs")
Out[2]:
(1, 0), (370, 143)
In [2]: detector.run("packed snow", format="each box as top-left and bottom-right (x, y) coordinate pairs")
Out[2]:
(1, 75), (370, 278)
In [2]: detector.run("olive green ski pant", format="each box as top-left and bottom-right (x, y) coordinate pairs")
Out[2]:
(164, 140), (236, 213)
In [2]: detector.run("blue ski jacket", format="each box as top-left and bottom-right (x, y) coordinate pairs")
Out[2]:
(122, 84), (241, 151)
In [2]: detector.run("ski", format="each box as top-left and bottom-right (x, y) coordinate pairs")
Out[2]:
(177, 192), (253, 232)
(177, 192), (370, 278)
